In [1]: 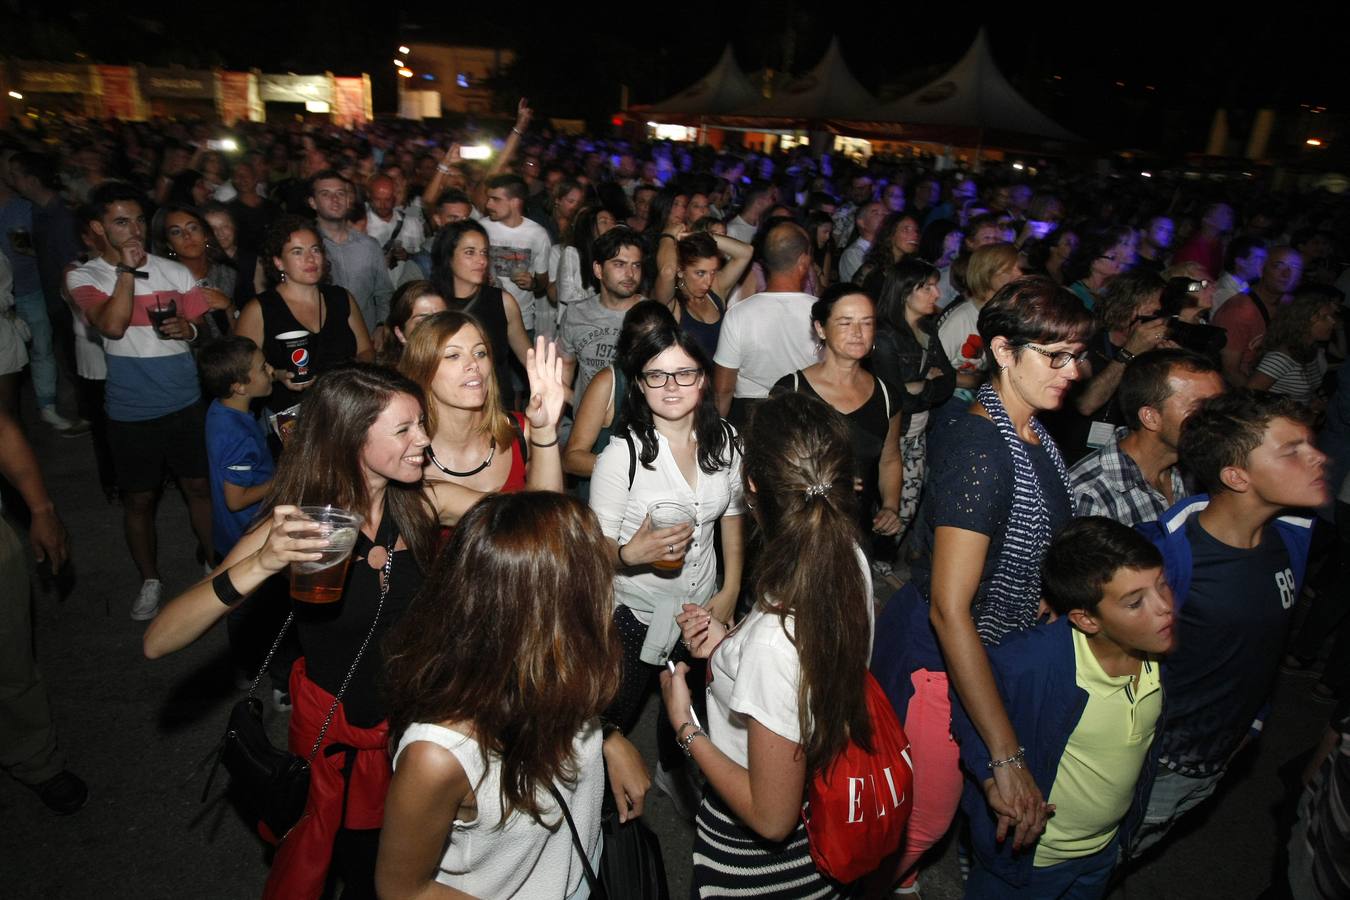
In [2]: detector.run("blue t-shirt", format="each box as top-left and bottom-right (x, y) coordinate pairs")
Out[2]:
(205, 400), (275, 557)
(1159, 516), (1295, 775)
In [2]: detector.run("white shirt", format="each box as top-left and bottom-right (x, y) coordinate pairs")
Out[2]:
(726, 215), (756, 244)
(706, 548), (872, 768)
(838, 237), (871, 283)
(395, 721), (603, 899)
(589, 427), (745, 665)
(713, 291), (821, 399)
(365, 205), (426, 257)
(1212, 272), (1248, 317)
(547, 244), (591, 341)
(482, 217), (552, 331)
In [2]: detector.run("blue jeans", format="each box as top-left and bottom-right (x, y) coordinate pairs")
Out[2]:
(14, 289), (56, 408)
(1130, 764), (1225, 856)
(965, 836), (1119, 899)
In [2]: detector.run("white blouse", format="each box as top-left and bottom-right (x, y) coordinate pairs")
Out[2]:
(589, 425), (745, 665)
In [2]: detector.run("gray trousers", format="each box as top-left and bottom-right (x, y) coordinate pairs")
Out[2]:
(0, 517), (63, 785)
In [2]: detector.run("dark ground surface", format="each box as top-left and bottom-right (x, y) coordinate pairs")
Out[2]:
(0, 398), (1337, 899)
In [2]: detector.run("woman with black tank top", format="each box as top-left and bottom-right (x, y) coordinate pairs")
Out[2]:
(428, 220), (531, 408)
(143, 355), (567, 898)
(235, 215), (372, 419)
(652, 230), (752, 359)
(772, 284), (904, 567)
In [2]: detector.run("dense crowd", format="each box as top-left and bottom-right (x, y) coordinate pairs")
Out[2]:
(1, 103), (1349, 899)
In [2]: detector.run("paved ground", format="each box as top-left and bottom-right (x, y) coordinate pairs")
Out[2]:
(0, 401), (1335, 899)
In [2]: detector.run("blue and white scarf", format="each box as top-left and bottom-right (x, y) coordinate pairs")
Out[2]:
(975, 382), (1071, 644)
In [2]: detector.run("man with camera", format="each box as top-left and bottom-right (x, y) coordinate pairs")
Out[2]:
(1045, 269), (1171, 463)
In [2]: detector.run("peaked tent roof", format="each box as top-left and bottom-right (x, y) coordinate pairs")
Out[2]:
(731, 36), (878, 121)
(641, 45), (762, 116)
(873, 29), (1080, 142)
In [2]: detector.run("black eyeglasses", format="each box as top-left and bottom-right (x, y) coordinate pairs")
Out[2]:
(1021, 343), (1090, 369)
(640, 368), (701, 388)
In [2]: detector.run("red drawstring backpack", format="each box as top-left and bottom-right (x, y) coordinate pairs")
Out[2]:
(802, 671), (914, 885)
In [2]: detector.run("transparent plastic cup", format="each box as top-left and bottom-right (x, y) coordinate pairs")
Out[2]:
(648, 500), (695, 572)
(287, 506), (363, 603)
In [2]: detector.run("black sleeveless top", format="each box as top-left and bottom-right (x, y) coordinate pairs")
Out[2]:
(680, 291), (726, 359)
(451, 284), (513, 408)
(258, 285), (359, 413)
(293, 505), (425, 728)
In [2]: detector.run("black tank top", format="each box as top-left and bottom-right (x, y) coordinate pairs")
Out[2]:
(451, 284), (513, 407)
(258, 285), (359, 413)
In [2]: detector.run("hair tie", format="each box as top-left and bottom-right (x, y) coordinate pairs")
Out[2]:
(804, 483), (830, 499)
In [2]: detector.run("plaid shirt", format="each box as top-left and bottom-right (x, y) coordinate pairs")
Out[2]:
(1068, 426), (1186, 527)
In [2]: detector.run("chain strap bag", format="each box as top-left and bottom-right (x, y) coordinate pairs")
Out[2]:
(201, 533), (396, 844)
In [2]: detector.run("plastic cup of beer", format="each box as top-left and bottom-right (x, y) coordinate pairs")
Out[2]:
(287, 506), (363, 603)
(648, 501), (695, 573)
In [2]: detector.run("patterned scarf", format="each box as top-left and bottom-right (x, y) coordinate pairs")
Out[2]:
(975, 381), (1071, 644)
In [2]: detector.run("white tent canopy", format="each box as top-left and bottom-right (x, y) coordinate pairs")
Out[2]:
(642, 45), (761, 116)
(872, 29), (1079, 142)
(732, 36), (878, 121)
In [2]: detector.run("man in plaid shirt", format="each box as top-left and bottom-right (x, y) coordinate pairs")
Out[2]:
(1069, 350), (1224, 527)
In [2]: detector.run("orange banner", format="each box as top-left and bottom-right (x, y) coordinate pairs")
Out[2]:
(333, 77), (367, 127)
(218, 71), (252, 125)
(98, 66), (138, 120)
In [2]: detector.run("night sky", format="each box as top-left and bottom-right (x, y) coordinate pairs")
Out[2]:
(2, 1), (1344, 157)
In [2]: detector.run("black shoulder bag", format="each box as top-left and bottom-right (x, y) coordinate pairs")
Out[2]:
(201, 532), (396, 843)
(547, 779), (670, 900)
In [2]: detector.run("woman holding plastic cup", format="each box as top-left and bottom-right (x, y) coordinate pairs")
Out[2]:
(235, 214), (373, 421)
(143, 351), (566, 898)
(588, 322), (744, 815)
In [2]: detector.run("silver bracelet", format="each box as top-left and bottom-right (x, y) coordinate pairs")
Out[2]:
(988, 746), (1027, 770)
(678, 727), (707, 758)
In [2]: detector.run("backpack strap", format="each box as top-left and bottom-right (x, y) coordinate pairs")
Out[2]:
(877, 376), (892, 420)
(624, 430), (637, 490)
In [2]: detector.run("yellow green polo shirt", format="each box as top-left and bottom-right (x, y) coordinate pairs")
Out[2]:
(1035, 629), (1162, 866)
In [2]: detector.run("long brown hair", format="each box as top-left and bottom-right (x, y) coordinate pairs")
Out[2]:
(742, 392), (872, 774)
(383, 492), (621, 821)
(398, 310), (515, 448)
(260, 363), (439, 571)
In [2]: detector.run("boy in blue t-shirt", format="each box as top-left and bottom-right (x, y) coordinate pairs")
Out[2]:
(1132, 390), (1324, 855)
(952, 517), (1174, 898)
(200, 337), (275, 561)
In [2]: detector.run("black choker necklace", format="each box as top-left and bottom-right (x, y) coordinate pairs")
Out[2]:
(426, 439), (496, 478)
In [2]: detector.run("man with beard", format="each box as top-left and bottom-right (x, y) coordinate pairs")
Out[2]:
(559, 228), (645, 401)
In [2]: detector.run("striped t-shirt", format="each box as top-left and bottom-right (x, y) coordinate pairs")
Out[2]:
(1255, 350), (1326, 404)
(67, 254), (211, 421)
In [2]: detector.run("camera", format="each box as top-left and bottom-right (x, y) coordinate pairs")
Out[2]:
(1136, 313), (1227, 356)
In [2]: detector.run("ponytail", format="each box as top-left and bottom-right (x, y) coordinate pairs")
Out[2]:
(743, 393), (873, 774)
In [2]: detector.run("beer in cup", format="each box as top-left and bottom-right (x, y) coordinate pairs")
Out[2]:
(287, 506), (363, 603)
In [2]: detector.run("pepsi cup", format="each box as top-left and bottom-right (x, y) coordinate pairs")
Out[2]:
(276, 331), (313, 384)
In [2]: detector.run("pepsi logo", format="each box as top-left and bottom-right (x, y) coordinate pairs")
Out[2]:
(291, 348), (310, 368)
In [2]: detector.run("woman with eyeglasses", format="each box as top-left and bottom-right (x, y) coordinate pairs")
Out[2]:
(1062, 225), (1134, 312)
(873, 276), (1093, 896)
(588, 323), (744, 817)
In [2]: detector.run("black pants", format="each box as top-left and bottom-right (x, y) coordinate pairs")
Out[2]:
(74, 376), (115, 493)
(605, 604), (707, 772)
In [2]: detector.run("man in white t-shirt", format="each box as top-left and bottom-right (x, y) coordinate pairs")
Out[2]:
(713, 222), (820, 426)
(365, 174), (425, 286)
(482, 174), (552, 334)
(725, 182), (776, 244)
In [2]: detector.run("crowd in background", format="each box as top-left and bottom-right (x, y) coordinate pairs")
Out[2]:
(1, 104), (1349, 899)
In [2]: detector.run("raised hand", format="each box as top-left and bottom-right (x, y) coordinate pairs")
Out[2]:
(524, 336), (565, 432)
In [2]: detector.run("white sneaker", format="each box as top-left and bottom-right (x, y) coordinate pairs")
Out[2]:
(39, 407), (91, 436)
(131, 579), (162, 621)
(652, 760), (701, 820)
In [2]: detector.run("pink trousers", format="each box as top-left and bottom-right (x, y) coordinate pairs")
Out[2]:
(893, 669), (963, 889)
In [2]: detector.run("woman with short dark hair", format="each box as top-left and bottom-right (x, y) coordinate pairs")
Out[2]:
(874, 276), (1093, 895)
